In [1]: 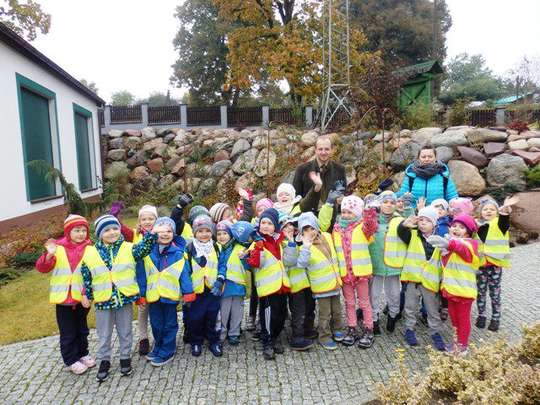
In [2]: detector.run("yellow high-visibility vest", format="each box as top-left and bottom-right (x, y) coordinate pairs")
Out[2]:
(441, 240), (479, 299)
(191, 247), (218, 294)
(480, 217), (510, 268)
(283, 242), (310, 294)
(144, 255), (185, 302)
(333, 224), (372, 277)
(383, 217), (407, 269)
(226, 244), (249, 286)
(254, 246), (290, 297)
(400, 230), (427, 284)
(83, 243), (139, 303)
(421, 248), (443, 293)
(182, 223), (193, 243)
(132, 229), (143, 244)
(305, 232), (342, 294)
(49, 245), (84, 304)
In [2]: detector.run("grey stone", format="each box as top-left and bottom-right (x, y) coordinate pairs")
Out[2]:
(108, 129), (124, 138)
(410, 127), (442, 146)
(457, 146), (488, 168)
(466, 128), (507, 143)
(431, 128), (470, 147)
(435, 146), (454, 163)
(231, 148), (259, 174)
(301, 131), (318, 146)
(109, 137), (124, 149)
(141, 127), (157, 141)
(104, 161), (128, 179)
(231, 139), (251, 158)
(107, 149), (126, 161)
(125, 136), (142, 149)
(389, 141), (422, 171)
(164, 133), (176, 144)
(209, 160), (232, 177)
(448, 160), (486, 196)
(254, 149), (276, 177)
(486, 153), (528, 191)
(198, 178), (217, 194)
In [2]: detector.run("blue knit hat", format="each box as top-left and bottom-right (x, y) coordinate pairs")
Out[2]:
(230, 221), (254, 244)
(154, 216), (176, 234)
(94, 214), (121, 239)
(259, 208), (280, 232)
(216, 220), (233, 236)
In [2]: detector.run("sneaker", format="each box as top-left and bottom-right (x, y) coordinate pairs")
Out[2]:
(373, 320), (381, 336)
(138, 338), (150, 356)
(273, 341), (284, 354)
(191, 344), (202, 357)
(304, 330), (319, 340)
(341, 327), (356, 346)
(119, 358), (132, 376)
(263, 346), (275, 360)
(440, 308), (448, 322)
(320, 340), (338, 350)
(96, 360), (110, 382)
(431, 333), (446, 352)
(151, 356), (174, 367)
(145, 351), (158, 362)
(332, 331), (345, 342)
(69, 361), (88, 375)
(79, 355), (96, 368)
(446, 342), (468, 356)
(404, 329), (418, 346)
(209, 343), (223, 357)
(488, 319), (500, 332)
(357, 329), (374, 349)
(475, 316), (487, 329)
(228, 336), (240, 346)
(246, 316), (256, 332)
(251, 331), (262, 342)
(290, 337), (313, 351)
(386, 316), (397, 333)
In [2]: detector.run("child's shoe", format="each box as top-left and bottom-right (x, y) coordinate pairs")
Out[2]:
(96, 360), (110, 382)
(151, 356), (174, 367)
(263, 345), (275, 360)
(70, 361), (88, 375)
(320, 340), (338, 350)
(446, 342), (468, 356)
(191, 344), (202, 357)
(138, 338), (150, 356)
(404, 329), (418, 346)
(488, 319), (500, 332)
(332, 331), (345, 342)
(228, 336), (240, 346)
(209, 343), (223, 357)
(246, 316), (256, 332)
(79, 355), (96, 368)
(357, 329), (374, 349)
(440, 308), (448, 322)
(304, 329), (318, 340)
(120, 358), (133, 376)
(342, 327), (356, 346)
(475, 316), (486, 329)
(373, 320), (381, 335)
(273, 340), (285, 354)
(145, 349), (158, 362)
(290, 337), (313, 351)
(431, 333), (446, 352)
(251, 329), (262, 341)
(386, 316), (397, 333)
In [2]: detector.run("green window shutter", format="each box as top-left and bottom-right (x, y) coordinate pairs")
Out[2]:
(20, 87), (55, 200)
(74, 112), (92, 191)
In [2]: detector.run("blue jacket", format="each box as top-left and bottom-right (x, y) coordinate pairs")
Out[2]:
(436, 215), (451, 237)
(137, 235), (193, 304)
(219, 242), (248, 298)
(396, 163), (458, 206)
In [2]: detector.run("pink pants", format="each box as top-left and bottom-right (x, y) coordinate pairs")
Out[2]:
(342, 279), (373, 329)
(447, 298), (473, 347)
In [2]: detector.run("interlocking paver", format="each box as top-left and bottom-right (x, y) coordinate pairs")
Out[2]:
(1, 243), (539, 404)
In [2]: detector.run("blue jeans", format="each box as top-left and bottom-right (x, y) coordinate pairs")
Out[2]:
(186, 289), (221, 345)
(149, 302), (179, 360)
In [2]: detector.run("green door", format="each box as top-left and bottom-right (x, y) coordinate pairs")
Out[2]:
(74, 112), (93, 191)
(399, 79), (431, 111)
(20, 87), (55, 200)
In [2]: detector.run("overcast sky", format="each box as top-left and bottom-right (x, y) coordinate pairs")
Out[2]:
(30, 0), (540, 103)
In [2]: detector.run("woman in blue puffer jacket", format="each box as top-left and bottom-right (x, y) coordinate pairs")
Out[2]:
(396, 146), (459, 207)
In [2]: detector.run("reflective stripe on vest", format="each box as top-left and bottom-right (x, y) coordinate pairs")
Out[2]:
(254, 247), (290, 297)
(226, 245), (248, 286)
(49, 245), (84, 304)
(333, 225), (372, 277)
(144, 255), (185, 302)
(191, 248), (218, 294)
(421, 248), (442, 292)
(383, 217), (407, 269)
(441, 240), (479, 299)
(83, 243), (139, 303)
(305, 233), (342, 294)
(400, 230), (426, 283)
(481, 218), (510, 267)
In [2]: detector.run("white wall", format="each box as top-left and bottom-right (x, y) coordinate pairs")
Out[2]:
(0, 42), (102, 222)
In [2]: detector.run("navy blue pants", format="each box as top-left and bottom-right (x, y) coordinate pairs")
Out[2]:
(149, 302), (179, 360)
(186, 290), (221, 345)
(56, 304), (90, 366)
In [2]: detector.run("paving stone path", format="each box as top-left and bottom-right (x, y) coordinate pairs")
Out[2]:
(1, 243), (539, 404)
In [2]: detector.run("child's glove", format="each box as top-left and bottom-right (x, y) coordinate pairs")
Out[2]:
(183, 293), (196, 303)
(427, 235), (450, 249)
(109, 201), (124, 217)
(177, 193), (194, 208)
(136, 297), (147, 306)
(196, 255), (208, 268)
(210, 278), (224, 297)
(326, 189), (343, 205)
(362, 207), (379, 237)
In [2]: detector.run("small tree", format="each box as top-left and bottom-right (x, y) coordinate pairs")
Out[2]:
(111, 90), (135, 106)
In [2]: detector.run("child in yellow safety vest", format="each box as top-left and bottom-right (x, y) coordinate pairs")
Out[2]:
(36, 214), (94, 375)
(319, 195), (378, 349)
(426, 214), (480, 354)
(474, 197), (512, 332)
(80, 214), (157, 382)
(297, 211), (345, 350)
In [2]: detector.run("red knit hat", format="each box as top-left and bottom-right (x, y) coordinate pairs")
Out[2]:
(451, 214), (478, 236)
(64, 214), (89, 236)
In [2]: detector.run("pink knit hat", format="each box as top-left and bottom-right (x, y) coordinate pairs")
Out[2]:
(451, 214), (478, 236)
(341, 195), (364, 218)
(449, 198), (474, 216)
(256, 198), (274, 213)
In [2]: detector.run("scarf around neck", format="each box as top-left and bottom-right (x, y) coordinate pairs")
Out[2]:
(412, 160), (445, 180)
(193, 239), (214, 258)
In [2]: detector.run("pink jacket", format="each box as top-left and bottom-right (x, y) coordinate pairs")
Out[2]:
(441, 238), (479, 302)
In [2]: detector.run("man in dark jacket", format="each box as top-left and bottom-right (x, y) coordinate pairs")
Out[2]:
(293, 135), (346, 213)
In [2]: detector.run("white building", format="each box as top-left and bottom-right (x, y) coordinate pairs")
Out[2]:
(0, 23), (104, 232)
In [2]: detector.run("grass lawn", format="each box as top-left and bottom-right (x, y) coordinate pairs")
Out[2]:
(0, 215), (140, 346)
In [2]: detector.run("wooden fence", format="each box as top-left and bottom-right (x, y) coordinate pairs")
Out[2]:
(109, 105), (142, 123)
(505, 108), (540, 123)
(467, 109), (496, 127)
(269, 108), (305, 125)
(187, 106), (221, 126)
(149, 105), (180, 124)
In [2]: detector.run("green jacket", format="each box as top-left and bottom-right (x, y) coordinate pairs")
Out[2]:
(369, 213), (403, 277)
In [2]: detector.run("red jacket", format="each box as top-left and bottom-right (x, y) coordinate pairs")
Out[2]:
(247, 232), (290, 294)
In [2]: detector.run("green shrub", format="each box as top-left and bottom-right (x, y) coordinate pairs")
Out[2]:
(401, 102), (435, 129)
(525, 164), (540, 187)
(448, 97), (472, 127)
(9, 251), (41, 268)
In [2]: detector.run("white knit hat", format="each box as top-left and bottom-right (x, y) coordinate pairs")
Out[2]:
(138, 204), (158, 218)
(430, 199), (449, 211)
(417, 206), (439, 226)
(276, 183), (296, 200)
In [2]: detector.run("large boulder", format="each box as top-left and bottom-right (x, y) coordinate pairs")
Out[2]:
(141, 127), (157, 141)
(125, 136), (142, 149)
(254, 149), (277, 177)
(410, 127), (442, 146)
(457, 146), (488, 168)
(486, 153), (528, 191)
(431, 128), (470, 147)
(466, 128), (507, 144)
(170, 158), (186, 176)
(104, 161), (128, 180)
(232, 148), (259, 174)
(435, 146), (454, 163)
(108, 129), (124, 138)
(512, 150), (540, 166)
(301, 131), (319, 146)
(510, 190), (540, 233)
(107, 149), (126, 161)
(231, 138), (251, 158)
(146, 158), (164, 174)
(142, 138), (164, 151)
(209, 160), (232, 177)
(527, 138), (540, 148)
(508, 139), (529, 151)
(125, 129), (141, 137)
(483, 142), (506, 157)
(130, 166), (150, 181)
(252, 135), (267, 149)
(389, 141), (422, 171)
(214, 149), (230, 163)
(109, 137), (124, 149)
(448, 160), (486, 196)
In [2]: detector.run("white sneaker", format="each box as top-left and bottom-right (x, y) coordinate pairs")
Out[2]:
(70, 361), (88, 375)
(79, 355), (96, 368)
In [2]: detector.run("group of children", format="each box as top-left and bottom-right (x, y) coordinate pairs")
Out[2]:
(37, 179), (511, 380)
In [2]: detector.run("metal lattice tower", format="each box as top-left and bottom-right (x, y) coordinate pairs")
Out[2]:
(319, 0), (352, 131)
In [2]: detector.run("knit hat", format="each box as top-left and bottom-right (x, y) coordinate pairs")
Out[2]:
(297, 212), (320, 233)
(430, 198), (449, 211)
(138, 204), (158, 219)
(192, 215), (215, 235)
(451, 214), (478, 236)
(216, 220), (233, 236)
(255, 198), (274, 213)
(64, 214), (89, 237)
(230, 221), (254, 244)
(449, 197), (474, 216)
(276, 183), (296, 201)
(188, 205), (210, 225)
(417, 206), (439, 227)
(154, 216), (176, 234)
(379, 190), (397, 203)
(94, 214), (121, 239)
(341, 195), (364, 218)
(259, 208), (280, 232)
(209, 203), (231, 223)
(478, 197), (499, 210)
